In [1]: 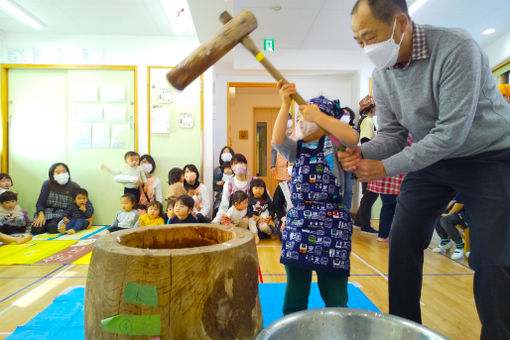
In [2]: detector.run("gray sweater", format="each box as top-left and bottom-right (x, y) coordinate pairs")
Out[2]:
(362, 25), (510, 176)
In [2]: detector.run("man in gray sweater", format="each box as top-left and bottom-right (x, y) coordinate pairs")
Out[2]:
(340, 0), (510, 338)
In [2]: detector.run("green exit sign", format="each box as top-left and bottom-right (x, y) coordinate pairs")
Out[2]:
(264, 39), (274, 51)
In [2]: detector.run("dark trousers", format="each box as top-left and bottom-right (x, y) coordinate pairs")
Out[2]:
(379, 194), (397, 238)
(66, 219), (89, 232)
(354, 182), (378, 227)
(283, 265), (348, 315)
(0, 224), (27, 234)
(31, 218), (60, 235)
(107, 226), (126, 233)
(388, 149), (510, 339)
(435, 213), (463, 244)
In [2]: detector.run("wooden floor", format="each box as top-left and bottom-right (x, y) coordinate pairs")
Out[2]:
(0, 223), (480, 340)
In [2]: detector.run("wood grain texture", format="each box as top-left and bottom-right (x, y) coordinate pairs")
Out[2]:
(84, 224), (262, 339)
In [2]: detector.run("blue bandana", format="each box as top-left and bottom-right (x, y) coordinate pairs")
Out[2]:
(309, 96), (342, 120)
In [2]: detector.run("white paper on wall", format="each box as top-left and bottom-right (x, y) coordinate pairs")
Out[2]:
(111, 124), (128, 149)
(103, 105), (126, 123)
(72, 123), (92, 148)
(178, 112), (194, 129)
(100, 84), (125, 103)
(74, 84), (98, 102)
(151, 107), (171, 134)
(92, 123), (110, 147)
(158, 88), (173, 104)
(75, 104), (103, 122)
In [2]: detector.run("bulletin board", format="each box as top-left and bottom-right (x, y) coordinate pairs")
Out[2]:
(1, 64), (138, 225)
(147, 66), (203, 200)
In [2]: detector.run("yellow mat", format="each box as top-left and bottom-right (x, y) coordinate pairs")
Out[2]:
(0, 240), (77, 265)
(73, 252), (92, 264)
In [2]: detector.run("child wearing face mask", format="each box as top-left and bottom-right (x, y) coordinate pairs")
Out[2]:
(272, 81), (359, 315)
(0, 191), (29, 234)
(213, 146), (235, 218)
(212, 153), (255, 224)
(32, 162), (81, 235)
(101, 151), (147, 204)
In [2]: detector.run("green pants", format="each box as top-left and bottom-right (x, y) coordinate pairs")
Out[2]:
(283, 265), (348, 315)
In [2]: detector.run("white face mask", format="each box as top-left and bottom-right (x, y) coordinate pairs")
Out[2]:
(340, 115), (350, 124)
(287, 166), (293, 177)
(141, 163), (153, 174)
(295, 119), (321, 140)
(364, 18), (405, 70)
(54, 173), (69, 185)
(221, 152), (232, 162)
(232, 163), (247, 175)
(286, 119), (293, 129)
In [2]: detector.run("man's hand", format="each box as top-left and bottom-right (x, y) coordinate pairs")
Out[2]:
(337, 146), (362, 172)
(354, 159), (387, 182)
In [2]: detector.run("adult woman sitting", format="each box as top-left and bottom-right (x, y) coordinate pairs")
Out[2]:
(138, 154), (163, 214)
(183, 164), (211, 222)
(32, 162), (80, 234)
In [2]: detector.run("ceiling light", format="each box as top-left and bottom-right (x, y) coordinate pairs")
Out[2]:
(409, 0), (429, 16)
(160, 0), (194, 35)
(271, 5), (282, 11)
(0, 0), (43, 30)
(482, 28), (495, 35)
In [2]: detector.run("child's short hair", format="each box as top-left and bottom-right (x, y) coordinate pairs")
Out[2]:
(121, 193), (137, 204)
(176, 195), (195, 210)
(147, 200), (163, 211)
(167, 199), (176, 209)
(0, 173), (13, 185)
(232, 153), (248, 165)
(249, 178), (269, 200)
(124, 151), (139, 160)
(231, 190), (248, 205)
(0, 191), (17, 203)
(72, 188), (88, 199)
(168, 168), (183, 185)
(220, 162), (231, 172)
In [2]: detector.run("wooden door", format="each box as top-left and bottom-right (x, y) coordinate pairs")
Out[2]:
(253, 107), (280, 195)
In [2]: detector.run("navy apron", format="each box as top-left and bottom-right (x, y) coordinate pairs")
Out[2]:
(281, 136), (352, 275)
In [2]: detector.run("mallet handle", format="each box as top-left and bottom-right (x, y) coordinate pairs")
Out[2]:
(220, 11), (307, 105)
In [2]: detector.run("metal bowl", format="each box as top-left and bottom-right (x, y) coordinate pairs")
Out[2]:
(256, 308), (449, 340)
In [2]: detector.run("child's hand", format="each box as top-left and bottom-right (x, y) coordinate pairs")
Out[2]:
(79, 204), (87, 212)
(216, 180), (224, 186)
(277, 80), (296, 106)
(221, 215), (232, 226)
(298, 103), (321, 122)
(101, 164), (110, 171)
(63, 217), (70, 223)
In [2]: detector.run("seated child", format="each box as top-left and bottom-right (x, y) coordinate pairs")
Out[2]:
(138, 201), (165, 227)
(0, 191), (29, 234)
(101, 151), (147, 203)
(165, 168), (187, 203)
(168, 195), (198, 224)
(58, 188), (94, 234)
(272, 164), (294, 239)
(0, 174), (16, 195)
(0, 232), (31, 244)
(165, 200), (176, 224)
(106, 193), (140, 233)
(432, 194), (467, 260)
(221, 190), (249, 229)
(247, 178), (276, 244)
(215, 162), (234, 188)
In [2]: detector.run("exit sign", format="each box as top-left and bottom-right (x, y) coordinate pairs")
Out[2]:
(264, 39), (274, 51)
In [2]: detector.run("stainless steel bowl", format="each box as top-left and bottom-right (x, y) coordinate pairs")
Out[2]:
(256, 308), (449, 340)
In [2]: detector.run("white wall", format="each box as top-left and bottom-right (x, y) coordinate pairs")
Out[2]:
(0, 33), (216, 192)
(483, 31), (510, 67)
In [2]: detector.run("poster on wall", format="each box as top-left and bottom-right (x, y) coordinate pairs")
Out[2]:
(178, 112), (194, 129)
(74, 84), (98, 102)
(72, 123), (92, 148)
(100, 84), (125, 103)
(103, 105), (126, 123)
(92, 123), (110, 147)
(158, 88), (173, 104)
(75, 104), (103, 122)
(151, 107), (171, 133)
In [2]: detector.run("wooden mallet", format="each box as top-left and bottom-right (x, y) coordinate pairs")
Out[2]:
(167, 10), (306, 105)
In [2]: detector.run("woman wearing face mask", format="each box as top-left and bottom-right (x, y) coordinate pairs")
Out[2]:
(32, 162), (80, 234)
(137, 155), (163, 214)
(183, 164), (211, 222)
(212, 153), (254, 224)
(212, 146), (235, 218)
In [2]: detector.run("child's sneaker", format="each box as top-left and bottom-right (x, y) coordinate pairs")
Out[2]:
(431, 240), (453, 253)
(451, 248), (464, 260)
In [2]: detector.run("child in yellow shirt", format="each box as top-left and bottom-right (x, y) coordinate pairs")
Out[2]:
(138, 201), (165, 227)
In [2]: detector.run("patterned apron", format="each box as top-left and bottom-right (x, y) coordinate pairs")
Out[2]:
(281, 136), (352, 275)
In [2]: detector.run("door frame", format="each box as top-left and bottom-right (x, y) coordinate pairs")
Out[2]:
(0, 64), (138, 172)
